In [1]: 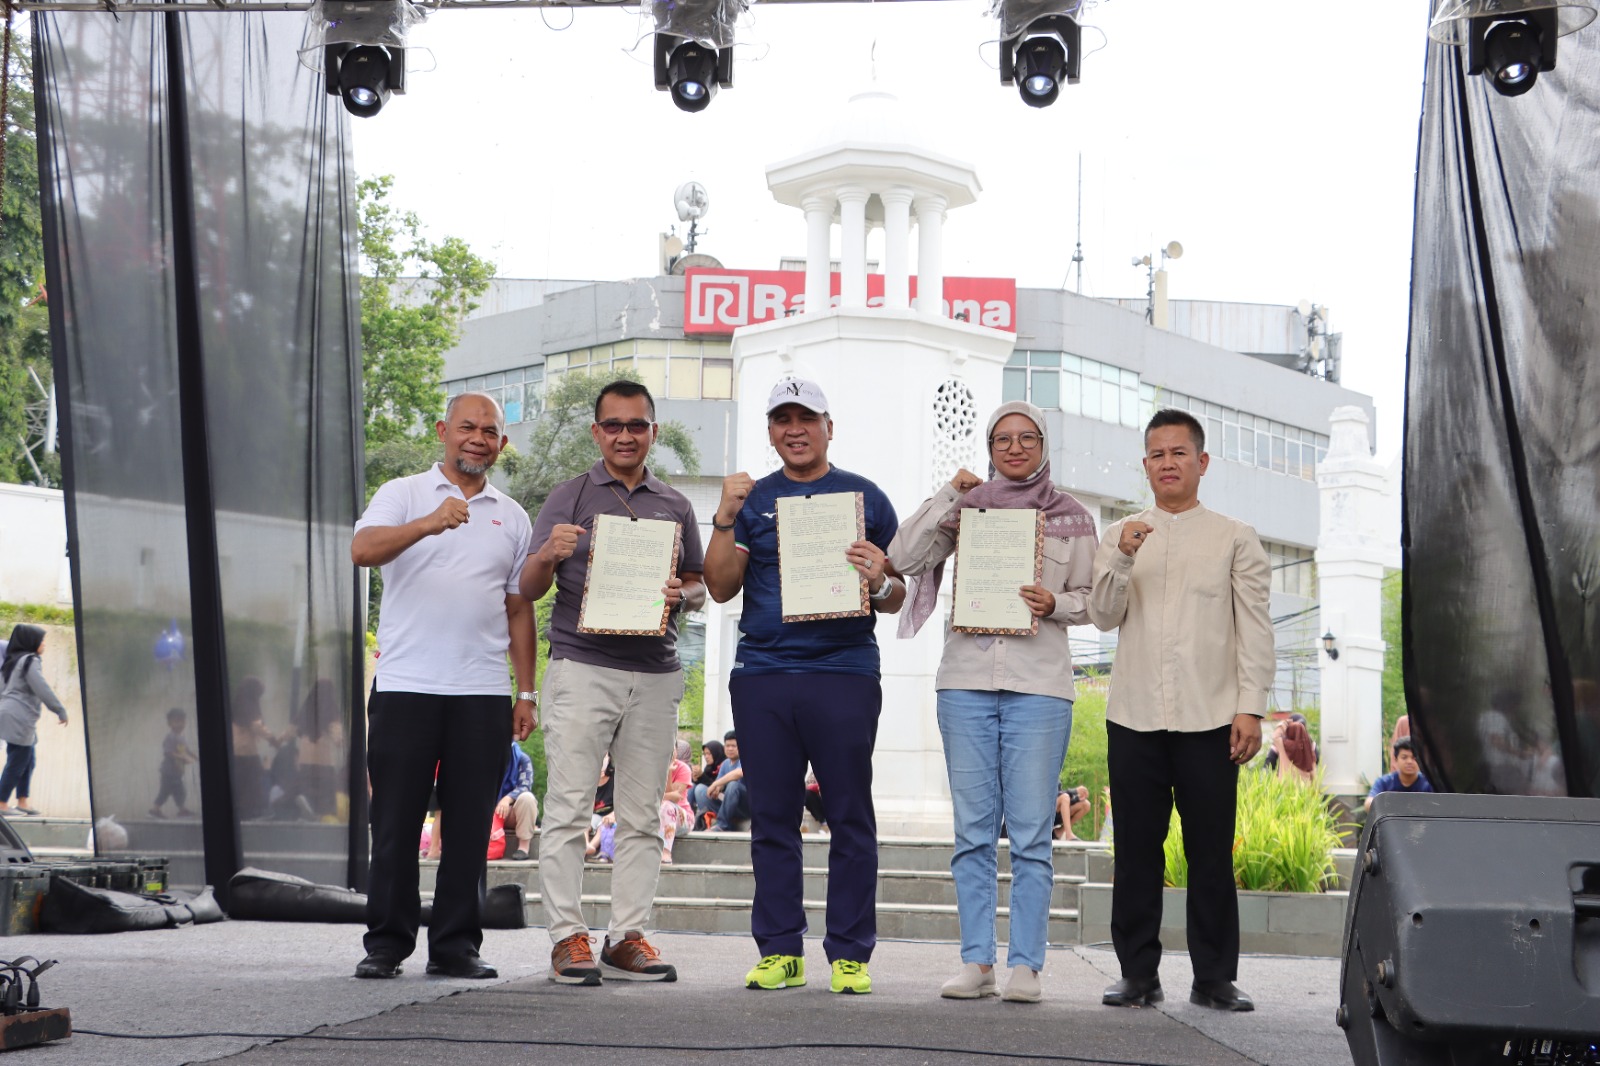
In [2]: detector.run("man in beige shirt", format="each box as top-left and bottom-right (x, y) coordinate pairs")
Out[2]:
(1088, 408), (1273, 1013)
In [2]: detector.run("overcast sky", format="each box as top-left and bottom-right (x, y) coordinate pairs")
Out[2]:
(353, 0), (1435, 459)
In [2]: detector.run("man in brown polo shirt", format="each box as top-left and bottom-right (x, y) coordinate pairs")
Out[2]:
(522, 379), (706, 986)
(1088, 407), (1273, 1013)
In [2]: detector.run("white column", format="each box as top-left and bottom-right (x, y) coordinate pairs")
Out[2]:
(915, 194), (947, 317)
(803, 194), (833, 317)
(1315, 405), (1397, 798)
(881, 186), (913, 311)
(838, 185), (869, 309)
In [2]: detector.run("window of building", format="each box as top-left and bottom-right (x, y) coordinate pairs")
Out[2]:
(1263, 540), (1317, 599)
(1140, 388), (1331, 483)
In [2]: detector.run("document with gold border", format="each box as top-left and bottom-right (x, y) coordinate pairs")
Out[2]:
(777, 492), (869, 622)
(950, 508), (1043, 636)
(576, 514), (682, 635)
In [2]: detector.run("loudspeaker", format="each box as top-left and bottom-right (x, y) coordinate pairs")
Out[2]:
(1340, 793), (1600, 1065)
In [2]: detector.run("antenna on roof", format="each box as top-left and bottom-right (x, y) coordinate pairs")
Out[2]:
(1069, 153), (1085, 294)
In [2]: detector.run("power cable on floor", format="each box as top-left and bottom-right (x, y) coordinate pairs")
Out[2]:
(71, 1028), (1257, 1066)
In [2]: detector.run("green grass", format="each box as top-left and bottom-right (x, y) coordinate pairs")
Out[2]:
(0, 602), (75, 628)
(1161, 767), (1352, 892)
(1059, 679), (1110, 838)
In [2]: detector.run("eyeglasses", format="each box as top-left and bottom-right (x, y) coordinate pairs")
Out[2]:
(596, 419), (653, 436)
(989, 432), (1042, 451)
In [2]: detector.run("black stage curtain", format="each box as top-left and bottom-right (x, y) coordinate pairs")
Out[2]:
(35, 10), (368, 895)
(1405, 28), (1600, 799)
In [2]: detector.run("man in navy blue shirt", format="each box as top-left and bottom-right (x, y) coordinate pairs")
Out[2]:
(703, 379), (904, 996)
(1365, 737), (1435, 811)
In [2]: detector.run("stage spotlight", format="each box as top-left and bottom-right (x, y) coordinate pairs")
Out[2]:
(998, 13), (1081, 109)
(1015, 34), (1067, 107)
(310, 0), (417, 118)
(1430, 1), (1598, 97)
(330, 44), (401, 117)
(653, 34), (734, 113)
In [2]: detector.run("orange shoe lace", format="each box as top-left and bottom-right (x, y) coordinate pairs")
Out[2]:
(556, 935), (596, 967)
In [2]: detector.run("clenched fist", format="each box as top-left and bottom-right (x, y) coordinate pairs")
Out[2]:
(717, 472), (755, 526)
(538, 523), (584, 564)
(1119, 521), (1154, 558)
(431, 497), (470, 534)
(949, 468), (982, 494)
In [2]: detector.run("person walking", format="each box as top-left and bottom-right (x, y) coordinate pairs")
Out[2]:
(0, 624), (70, 817)
(889, 401), (1096, 1004)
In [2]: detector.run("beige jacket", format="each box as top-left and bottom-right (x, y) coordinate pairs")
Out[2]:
(1088, 503), (1274, 732)
(888, 482), (1095, 701)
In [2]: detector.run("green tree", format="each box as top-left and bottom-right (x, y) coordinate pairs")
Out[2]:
(1381, 568), (1407, 749)
(0, 33), (53, 486)
(357, 174), (494, 495)
(502, 367), (702, 515)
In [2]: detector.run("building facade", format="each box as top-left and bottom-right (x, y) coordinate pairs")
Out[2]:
(439, 275), (1377, 729)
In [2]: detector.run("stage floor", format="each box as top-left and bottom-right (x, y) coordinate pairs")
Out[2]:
(0, 923), (1351, 1065)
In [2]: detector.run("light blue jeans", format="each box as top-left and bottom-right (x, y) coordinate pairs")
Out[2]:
(936, 689), (1073, 972)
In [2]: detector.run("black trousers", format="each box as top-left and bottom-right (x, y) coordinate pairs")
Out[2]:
(1106, 721), (1239, 985)
(364, 690), (511, 961)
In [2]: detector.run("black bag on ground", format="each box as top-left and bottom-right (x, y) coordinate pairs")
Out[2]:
(226, 867), (526, 929)
(40, 879), (223, 934)
(226, 867), (365, 922)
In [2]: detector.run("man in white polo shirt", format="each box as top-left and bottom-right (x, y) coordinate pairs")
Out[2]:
(352, 391), (537, 981)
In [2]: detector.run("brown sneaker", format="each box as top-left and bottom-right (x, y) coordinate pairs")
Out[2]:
(600, 933), (678, 982)
(549, 933), (602, 985)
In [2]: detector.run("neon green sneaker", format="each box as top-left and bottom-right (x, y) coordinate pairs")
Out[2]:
(830, 959), (872, 995)
(745, 954), (805, 990)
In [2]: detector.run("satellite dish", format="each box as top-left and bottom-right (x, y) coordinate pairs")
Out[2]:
(664, 235), (685, 259)
(1297, 299), (1314, 318)
(670, 252), (724, 276)
(1164, 241), (1184, 260)
(675, 181), (710, 223)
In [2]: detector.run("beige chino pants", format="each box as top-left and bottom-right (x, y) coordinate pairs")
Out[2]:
(538, 657), (684, 944)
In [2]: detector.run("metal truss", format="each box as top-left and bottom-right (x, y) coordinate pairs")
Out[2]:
(9, 0), (930, 12)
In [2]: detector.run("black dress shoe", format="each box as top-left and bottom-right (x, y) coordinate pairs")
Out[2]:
(354, 952), (404, 979)
(426, 954), (499, 979)
(1190, 979), (1254, 1012)
(1102, 975), (1163, 1007)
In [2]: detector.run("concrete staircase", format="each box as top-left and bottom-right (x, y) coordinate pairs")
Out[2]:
(13, 818), (1354, 955)
(440, 832), (1109, 944)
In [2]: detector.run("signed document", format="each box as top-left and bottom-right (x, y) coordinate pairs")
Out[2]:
(577, 514), (682, 635)
(951, 508), (1044, 636)
(777, 492), (869, 622)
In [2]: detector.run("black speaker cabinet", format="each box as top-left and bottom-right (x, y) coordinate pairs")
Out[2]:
(1340, 793), (1600, 1065)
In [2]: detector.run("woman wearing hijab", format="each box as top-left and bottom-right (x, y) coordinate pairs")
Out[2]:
(0, 624), (70, 816)
(690, 740), (726, 825)
(888, 401), (1096, 1004)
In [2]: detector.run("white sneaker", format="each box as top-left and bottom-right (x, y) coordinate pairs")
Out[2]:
(1002, 966), (1042, 1003)
(940, 963), (998, 1000)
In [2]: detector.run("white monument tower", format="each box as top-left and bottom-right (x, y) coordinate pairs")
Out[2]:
(1315, 405), (1398, 798)
(700, 89), (1017, 835)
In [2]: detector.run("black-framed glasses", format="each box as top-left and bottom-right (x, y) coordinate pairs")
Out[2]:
(596, 419), (653, 436)
(989, 432), (1042, 451)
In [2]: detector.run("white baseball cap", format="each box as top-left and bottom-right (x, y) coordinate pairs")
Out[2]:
(765, 378), (830, 415)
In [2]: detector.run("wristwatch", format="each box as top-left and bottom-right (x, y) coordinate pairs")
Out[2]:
(516, 690), (539, 705)
(870, 576), (895, 602)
